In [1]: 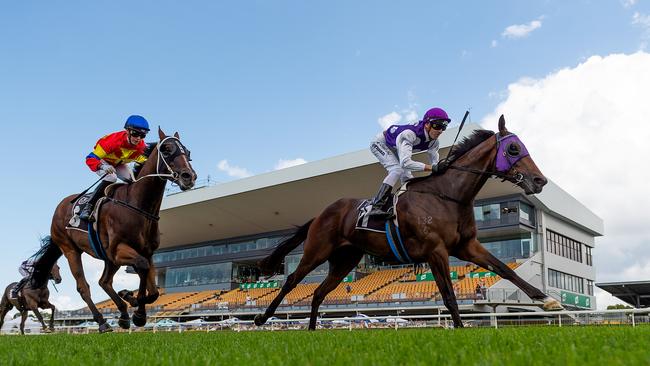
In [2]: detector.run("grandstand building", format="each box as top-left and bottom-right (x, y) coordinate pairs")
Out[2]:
(77, 123), (603, 320)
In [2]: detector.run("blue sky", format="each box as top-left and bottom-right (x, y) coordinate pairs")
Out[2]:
(1, 1), (649, 310)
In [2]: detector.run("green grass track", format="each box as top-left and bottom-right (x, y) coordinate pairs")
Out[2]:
(1, 326), (648, 366)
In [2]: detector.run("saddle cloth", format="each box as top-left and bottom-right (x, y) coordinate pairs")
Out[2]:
(354, 199), (390, 233)
(65, 193), (111, 261)
(355, 190), (414, 264)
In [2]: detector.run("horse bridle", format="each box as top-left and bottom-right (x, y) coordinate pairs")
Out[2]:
(408, 133), (530, 205)
(447, 133), (530, 185)
(107, 136), (193, 221)
(138, 136), (192, 185)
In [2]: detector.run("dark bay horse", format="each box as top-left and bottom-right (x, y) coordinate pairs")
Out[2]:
(255, 115), (563, 330)
(0, 245), (62, 335)
(47, 128), (196, 333)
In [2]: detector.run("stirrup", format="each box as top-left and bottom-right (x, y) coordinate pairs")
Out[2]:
(79, 209), (94, 222)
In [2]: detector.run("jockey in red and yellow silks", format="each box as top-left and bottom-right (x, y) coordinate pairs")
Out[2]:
(85, 131), (147, 172)
(79, 115), (150, 222)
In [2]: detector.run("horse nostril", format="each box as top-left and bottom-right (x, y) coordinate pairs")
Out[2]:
(534, 176), (548, 186)
(181, 172), (192, 181)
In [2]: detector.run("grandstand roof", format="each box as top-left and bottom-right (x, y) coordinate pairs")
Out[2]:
(596, 281), (650, 308)
(158, 123), (603, 249)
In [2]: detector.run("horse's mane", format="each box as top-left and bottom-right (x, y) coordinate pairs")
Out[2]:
(29, 236), (62, 289)
(407, 129), (495, 185)
(132, 142), (159, 180)
(144, 142), (158, 157)
(445, 129), (495, 163)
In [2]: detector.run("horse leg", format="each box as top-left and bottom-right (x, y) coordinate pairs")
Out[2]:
(61, 249), (111, 332)
(19, 310), (27, 335)
(112, 243), (150, 327)
(45, 302), (56, 331)
(141, 261), (160, 305)
(428, 251), (463, 328)
(254, 239), (335, 326)
(98, 261), (131, 329)
(32, 308), (47, 331)
(455, 238), (563, 311)
(308, 247), (363, 330)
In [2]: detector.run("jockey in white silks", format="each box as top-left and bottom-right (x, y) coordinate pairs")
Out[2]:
(368, 107), (450, 217)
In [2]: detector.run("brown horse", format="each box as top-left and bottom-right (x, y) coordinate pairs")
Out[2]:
(255, 115), (563, 330)
(47, 128), (196, 333)
(0, 251), (62, 335)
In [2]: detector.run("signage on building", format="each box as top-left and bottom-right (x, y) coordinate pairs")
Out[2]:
(467, 272), (497, 279)
(416, 271), (458, 281)
(561, 291), (591, 308)
(239, 281), (279, 290)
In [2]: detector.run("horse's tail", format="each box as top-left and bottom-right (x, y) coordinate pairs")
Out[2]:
(30, 236), (63, 288)
(258, 219), (314, 276)
(0, 289), (11, 327)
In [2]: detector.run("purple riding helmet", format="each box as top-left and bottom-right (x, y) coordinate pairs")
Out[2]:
(422, 107), (451, 124)
(495, 133), (530, 174)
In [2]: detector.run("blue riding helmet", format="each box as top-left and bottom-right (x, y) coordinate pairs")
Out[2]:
(124, 115), (150, 131)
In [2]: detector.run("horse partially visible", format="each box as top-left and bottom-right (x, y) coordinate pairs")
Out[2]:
(255, 115), (563, 330)
(48, 128), (196, 333)
(0, 243), (62, 335)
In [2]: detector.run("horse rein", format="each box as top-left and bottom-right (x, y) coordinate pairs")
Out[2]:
(408, 133), (527, 204)
(105, 136), (192, 221)
(447, 133), (527, 185)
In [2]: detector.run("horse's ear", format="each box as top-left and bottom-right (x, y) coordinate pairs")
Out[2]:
(158, 127), (167, 140)
(174, 132), (180, 139)
(498, 115), (508, 134)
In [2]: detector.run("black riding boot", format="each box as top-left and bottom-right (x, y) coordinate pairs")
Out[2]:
(11, 277), (28, 299)
(79, 180), (112, 222)
(369, 183), (393, 217)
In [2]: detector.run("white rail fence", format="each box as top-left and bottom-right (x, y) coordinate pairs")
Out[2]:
(2, 308), (648, 335)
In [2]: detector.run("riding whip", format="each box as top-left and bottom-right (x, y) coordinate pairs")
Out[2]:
(70, 173), (109, 203)
(445, 110), (470, 161)
(50, 279), (59, 293)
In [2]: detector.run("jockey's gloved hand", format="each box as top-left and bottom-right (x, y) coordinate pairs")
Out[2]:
(433, 160), (449, 173)
(133, 162), (144, 178)
(101, 163), (116, 175)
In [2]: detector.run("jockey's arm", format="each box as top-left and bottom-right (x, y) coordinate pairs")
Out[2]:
(85, 135), (115, 172)
(396, 130), (432, 172)
(427, 140), (440, 166)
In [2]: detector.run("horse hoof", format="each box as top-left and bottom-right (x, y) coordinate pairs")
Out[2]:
(98, 322), (113, 333)
(254, 314), (266, 326)
(43, 328), (52, 333)
(543, 297), (564, 311)
(118, 317), (131, 329)
(132, 311), (147, 327)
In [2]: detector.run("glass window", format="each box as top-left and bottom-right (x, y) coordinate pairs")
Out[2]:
(473, 206), (484, 221)
(164, 262), (232, 288)
(519, 202), (531, 222)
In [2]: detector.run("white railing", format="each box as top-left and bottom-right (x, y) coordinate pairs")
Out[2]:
(5, 308), (647, 335)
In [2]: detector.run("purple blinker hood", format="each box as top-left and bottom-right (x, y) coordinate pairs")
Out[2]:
(495, 133), (530, 172)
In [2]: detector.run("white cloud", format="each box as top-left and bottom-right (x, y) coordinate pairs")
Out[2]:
(274, 158), (307, 170)
(633, 12), (650, 34)
(622, 0), (637, 8)
(491, 40), (498, 48)
(50, 294), (86, 310)
(217, 159), (253, 179)
(378, 111), (402, 129)
(502, 19), (542, 39)
(481, 53), (650, 306)
(378, 94), (421, 130)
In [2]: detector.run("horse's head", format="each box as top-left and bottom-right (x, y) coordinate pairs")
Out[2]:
(49, 263), (62, 284)
(495, 115), (547, 194)
(155, 127), (197, 191)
